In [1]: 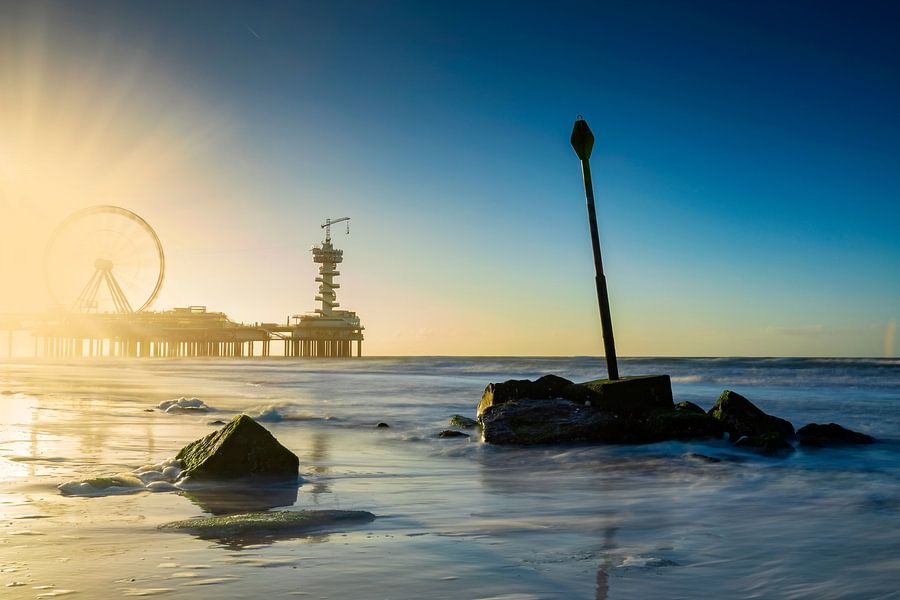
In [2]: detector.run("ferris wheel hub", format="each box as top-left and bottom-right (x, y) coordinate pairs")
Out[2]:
(94, 258), (114, 271)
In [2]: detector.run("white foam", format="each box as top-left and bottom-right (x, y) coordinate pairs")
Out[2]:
(58, 473), (146, 496)
(162, 465), (182, 479)
(175, 475), (200, 489)
(158, 397), (210, 413)
(135, 458), (183, 474)
(671, 375), (703, 383)
(137, 470), (166, 483)
(146, 481), (179, 493)
(619, 555), (675, 568)
(58, 458), (187, 497)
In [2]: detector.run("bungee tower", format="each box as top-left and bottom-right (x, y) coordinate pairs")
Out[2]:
(313, 220), (344, 317)
(285, 218), (364, 357)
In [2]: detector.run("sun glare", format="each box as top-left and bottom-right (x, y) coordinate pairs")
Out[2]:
(0, 7), (228, 312)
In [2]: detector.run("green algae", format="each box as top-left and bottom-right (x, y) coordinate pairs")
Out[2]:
(448, 414), (478, 429)
(176, 414), (299, 480)
(159, 510), (375, 536)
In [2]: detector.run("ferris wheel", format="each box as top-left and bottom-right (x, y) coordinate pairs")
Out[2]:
(44, 205), (165, 313)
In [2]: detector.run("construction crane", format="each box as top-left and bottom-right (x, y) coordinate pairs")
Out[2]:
(321, 217), (350, 243)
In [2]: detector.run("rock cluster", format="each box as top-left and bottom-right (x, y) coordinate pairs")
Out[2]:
(475, 375), (874, 455)
(477, 374), (721, 445)
(709, 390), (794, 439)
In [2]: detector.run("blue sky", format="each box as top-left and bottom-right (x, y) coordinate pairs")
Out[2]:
(1, 0), (898, 355)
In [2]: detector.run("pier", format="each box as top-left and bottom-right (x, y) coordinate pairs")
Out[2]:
(0, 209), (364, 360)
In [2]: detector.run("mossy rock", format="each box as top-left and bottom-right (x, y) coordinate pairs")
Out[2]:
(477, 375), (574, 417)
(479, 398), (628, 445)
(643, 409), (726, 441)
(734, 432), (796, 456)
(674, 401), (707, 415)
(580, 375), (674, 415)
(176, 414), (299, 481)
(708, 390), (794, 439)
(449, 414), (478, 428)
(159, 510), (375, 536)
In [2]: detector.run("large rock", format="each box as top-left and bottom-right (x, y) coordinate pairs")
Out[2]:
(797, 423), (874, 447)
(708, 391), (794, 439)
(479, 397), (723, 445)
(477, 373), (725, 445)
(477, 374), (575, 417)
(480, 398), (627, 444)
(477, 374), (673, 419)
(581, 375), (674, 415)
(177, 415), (299, 480)
(642, 409), (726, 441)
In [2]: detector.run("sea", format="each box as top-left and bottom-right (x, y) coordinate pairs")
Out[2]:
(1, 357), (898, 599)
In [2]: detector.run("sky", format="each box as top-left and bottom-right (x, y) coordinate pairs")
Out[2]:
(0, 0), (898, 357)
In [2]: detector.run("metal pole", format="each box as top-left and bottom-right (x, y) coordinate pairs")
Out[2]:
(571, 116), (619, 380)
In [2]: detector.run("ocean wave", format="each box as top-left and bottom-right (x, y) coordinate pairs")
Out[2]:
(246, 404), (339, 424)
(247, 404), (285, 422)
(671, 375), (703, 383)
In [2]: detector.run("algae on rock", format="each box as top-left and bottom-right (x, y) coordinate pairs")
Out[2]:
(707, 390), (794, 439)
(159, 510), (375, 536)
(176, 414), (299, 481)
(449, 414), (478, 429)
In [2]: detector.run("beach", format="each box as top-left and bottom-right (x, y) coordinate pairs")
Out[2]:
(1, 357), (899, 599)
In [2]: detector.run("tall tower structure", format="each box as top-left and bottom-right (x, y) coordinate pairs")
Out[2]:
(312, 223), (344, 317)
(285, 217), (364, 358)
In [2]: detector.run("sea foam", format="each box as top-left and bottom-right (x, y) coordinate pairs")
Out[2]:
(157, 397), (210, 413)
(59, 458), (188, 497)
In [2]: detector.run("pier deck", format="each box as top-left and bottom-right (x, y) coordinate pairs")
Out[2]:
(0, 306), (363, 359)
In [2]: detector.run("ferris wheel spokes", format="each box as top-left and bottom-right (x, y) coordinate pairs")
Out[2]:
(45, 206), (165, 314)
(71, 258), (135, 314)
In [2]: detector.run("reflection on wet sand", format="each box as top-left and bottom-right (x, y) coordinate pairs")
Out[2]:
(307, 431), (331, 502)
(182, 482), (301, 516)
(595, 527), (616, 600)
(187, 528), (332, 551)
(159, 507), (377, 550)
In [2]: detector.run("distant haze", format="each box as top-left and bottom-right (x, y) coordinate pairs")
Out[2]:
(1, 1), (897, 356)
